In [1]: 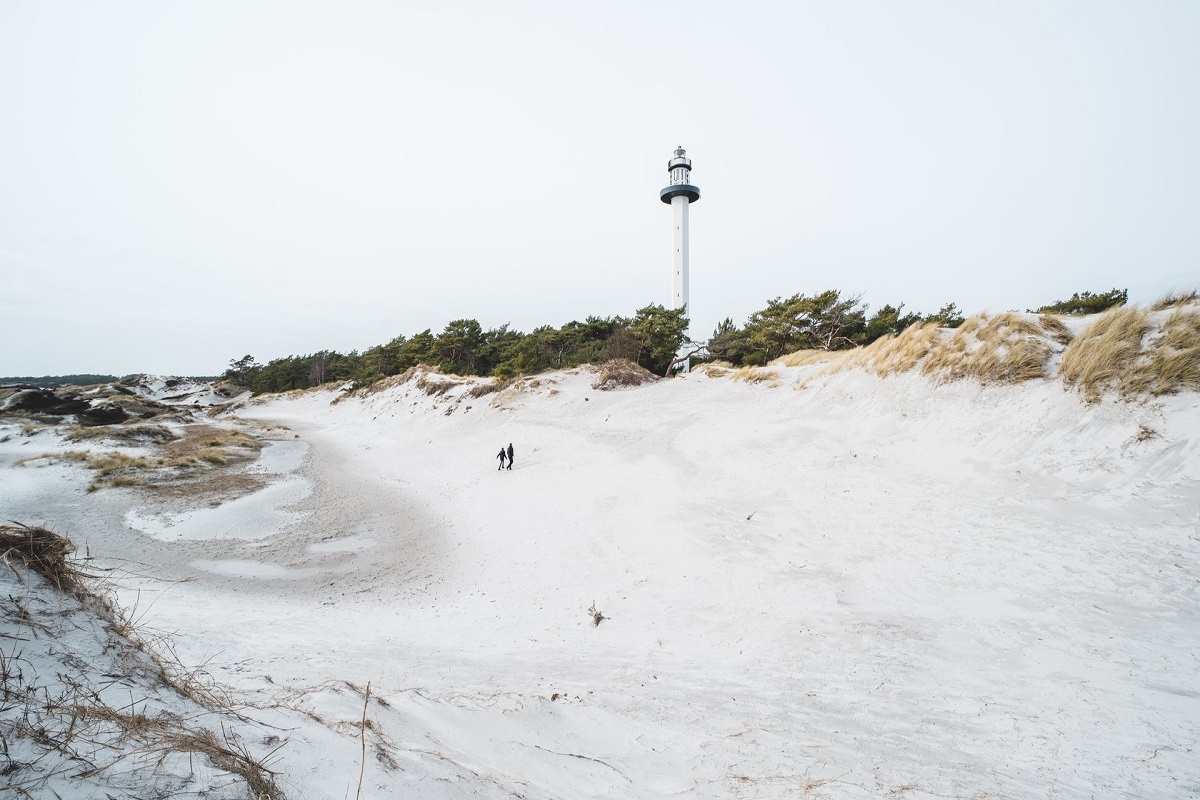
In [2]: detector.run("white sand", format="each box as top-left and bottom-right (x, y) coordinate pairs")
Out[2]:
(3, 365), (1198, 799)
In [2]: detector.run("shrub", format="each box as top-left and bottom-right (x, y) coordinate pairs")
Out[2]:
(591, 359), (657, 390)
(1033, 288), (1127, 315)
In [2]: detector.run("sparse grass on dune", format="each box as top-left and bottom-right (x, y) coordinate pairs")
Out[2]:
(468, 376), (516, 397)
(911, 313), (1050, 384)
(729, 366), (779, 385)
(591, 359), (657, 390)
(65, 423), (177, 444)
(98, 393), (181, 419)
(1142, 307), (1200, 396)
(815, 322), (943, 379)
(1038, 314), (1074, 346)
(0, 523), (285, 798)
(412, 369), (463, 397)
(770, 350), (837, 368)
(1060, 306), (1151, 402)
(1152, 289), (1199, 311)
(13, 424), (266, 492)
(808, 315), (1052, 385)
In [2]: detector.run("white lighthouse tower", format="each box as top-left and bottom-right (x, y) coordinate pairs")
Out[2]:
(659, 146), (701, 312)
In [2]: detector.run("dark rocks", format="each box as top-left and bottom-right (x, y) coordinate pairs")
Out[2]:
(1, 388), (90, 416)
(79, 404), (129, 426)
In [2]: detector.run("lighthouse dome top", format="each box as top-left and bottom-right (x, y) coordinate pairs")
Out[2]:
(667, 145), (692, 173)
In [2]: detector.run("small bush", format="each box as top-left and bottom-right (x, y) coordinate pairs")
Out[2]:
(1033, 288), (1127, 315)
(591, 359), (657, 390)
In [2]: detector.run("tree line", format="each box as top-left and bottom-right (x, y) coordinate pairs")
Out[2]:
(224, 287), (1128, 394)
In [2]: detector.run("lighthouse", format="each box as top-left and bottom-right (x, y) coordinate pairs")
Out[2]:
(659, 146), (700, 313)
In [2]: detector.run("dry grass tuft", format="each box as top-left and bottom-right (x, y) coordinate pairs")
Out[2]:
(1142, 307), (1200, 396)
(916, 313), (1052, 384)
(1060, 306), (1151, 402)
(729, 366), (779, 384)
(96, 393), (179, 419)
(591, 359), (658, 390)
(13, 424), (266, 494)
(469, 377), (516, 397)
(825, 322), (943, 379)
(0, 524), (287, 797)
(1151, 289), (1199, 310)
(771, 350), (837, 368)
(355, 368), (421, 398)
(1038, 314), (1074, 346)
(0, 522), (95, 595)
(693, 362), (732, 378)
(65, 423), (177, 444)
(416, 372), (462, 396)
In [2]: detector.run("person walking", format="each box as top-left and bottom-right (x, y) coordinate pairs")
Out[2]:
(496, 447), (508, 470)
(506, 443), (514, 470)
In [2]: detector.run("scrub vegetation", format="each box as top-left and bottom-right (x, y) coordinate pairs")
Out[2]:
(773, 298), (1199, 402)
(0, 523), (284, 798)
(12, 424), (264, 492)
(213, 284), (1196, 404)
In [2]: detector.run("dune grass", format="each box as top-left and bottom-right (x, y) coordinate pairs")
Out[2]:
(591, 359), (657, 390)
(13, 425), (266, 492)
(729, 366), (780, 385)
(1038, 314), (1074, 346)
(0, 523), (285, 798)
(1141, 307), (1200, 396)
(771, 350), (838, 369)
(1060, 306), (1151, 402)
(1152, 289), (1199, 311)
(65, 423), (177, 444)
(468, 376), (516, 397)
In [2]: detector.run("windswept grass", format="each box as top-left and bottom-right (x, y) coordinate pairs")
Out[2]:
(729, 366), (779, 385)
(0, 523), (286, 798)
(808, 315), (1051, 385)
(771, 350), (837, 369)
(818, 322), (943, 379)
(1152, 289), (1199, 311)
(1142, 307), (1200, 396)
(591, 359), (657, 390)
(917, 313), (1052, 384)
(13, 425), (266, 492)
(1060, 306), (1151, 402)
(468, 377), (516, 397)
(1038, 314), (1074, 346)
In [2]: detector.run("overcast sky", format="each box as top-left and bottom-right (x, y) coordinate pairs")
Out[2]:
(2, 1), (1197, 376)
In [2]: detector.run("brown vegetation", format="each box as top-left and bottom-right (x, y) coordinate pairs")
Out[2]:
(1059, 306), (1151, 402)
(13, 424), (266, 493)
(921, 313), (1053, 384)
(468, 377), (516, 397)
(65, 423), (177, 444)
(1151, 289), (1199, 311)
(0, 523), (285, 797)
(1038, 314), (1074, 346)
(591, 359), (658, 390)
(729, 366), (780, 385)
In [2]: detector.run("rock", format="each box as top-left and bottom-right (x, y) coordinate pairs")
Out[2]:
(79, 404), (129, 425)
